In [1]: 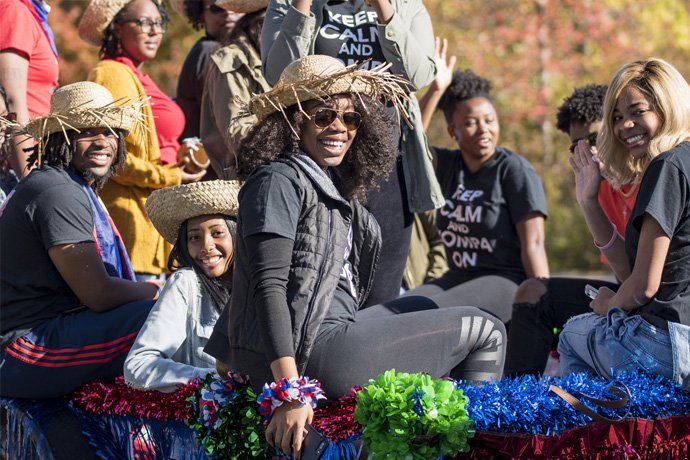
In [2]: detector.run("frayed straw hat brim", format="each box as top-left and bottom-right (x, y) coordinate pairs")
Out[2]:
(241, 55), (412, 125)
(216, 0), (268, 13)
(79, 0), (132, 46)
(23, 81), (143, 140)
(146, 180), (242, 244)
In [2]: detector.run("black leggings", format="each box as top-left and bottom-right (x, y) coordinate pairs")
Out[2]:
(504, 277), (618, 375)
(240, 296), (506, 398)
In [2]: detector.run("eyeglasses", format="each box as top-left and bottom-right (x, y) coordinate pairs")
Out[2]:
(311, 108), (362, 131)
(569, 132), (597, 153)
(205, 4), (225, 13)
(118, 18), (168, 34)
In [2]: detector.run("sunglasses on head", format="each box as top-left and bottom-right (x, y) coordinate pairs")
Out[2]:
(311, 108), (362, 131)
(569, 132), (598, 153)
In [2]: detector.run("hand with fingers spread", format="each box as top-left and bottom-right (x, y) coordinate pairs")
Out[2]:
(265, 401), (313, 459)
(569, 138), (603, 208)
(431, 36), (457, 93)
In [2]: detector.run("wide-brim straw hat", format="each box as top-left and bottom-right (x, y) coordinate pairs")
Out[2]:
(215, 0), (268, 13)
(24, 81), (142, 141)
(169, 0), (267, 17)
(146, 180), (241, 244)
(242, 55), (412, 123)
(78, 0), (131, 46)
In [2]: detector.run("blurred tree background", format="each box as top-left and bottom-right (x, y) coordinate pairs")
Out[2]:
(50, 0), (690, 273)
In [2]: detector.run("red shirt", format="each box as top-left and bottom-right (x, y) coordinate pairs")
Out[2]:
(0, 0), (59, 117)
(598, 179), (639, 264)
(112, 57), (185, 165)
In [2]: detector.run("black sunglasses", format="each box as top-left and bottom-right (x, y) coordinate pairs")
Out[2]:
(569, 132), (598, 153)
(311, 108), (362, 131)
(206, 4), (225, 13)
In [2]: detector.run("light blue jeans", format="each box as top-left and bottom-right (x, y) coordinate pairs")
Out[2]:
(558, 308), (674, 381)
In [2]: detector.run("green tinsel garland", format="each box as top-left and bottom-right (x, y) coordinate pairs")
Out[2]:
(186, 374), (271, 459)
(354, 369), (474, 459)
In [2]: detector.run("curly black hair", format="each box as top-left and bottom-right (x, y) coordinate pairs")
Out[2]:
(237, 94), (397, 201)
(27, 130), (127, 190)
(555, 84), (608, 134)
(183, 0), (205, 31)
(100, 0), (170, 59)
(438, 69), (493, 124)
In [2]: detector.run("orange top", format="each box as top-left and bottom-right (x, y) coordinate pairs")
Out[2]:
(598, 180), (639, 265)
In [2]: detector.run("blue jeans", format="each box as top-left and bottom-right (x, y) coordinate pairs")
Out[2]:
(558, 308), (674, 381)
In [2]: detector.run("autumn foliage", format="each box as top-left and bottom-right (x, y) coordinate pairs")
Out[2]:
(49, 0), (690, 272)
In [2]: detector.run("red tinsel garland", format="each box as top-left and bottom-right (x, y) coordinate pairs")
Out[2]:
(312, 387), (362, 442)
(70, 376), (201, 421)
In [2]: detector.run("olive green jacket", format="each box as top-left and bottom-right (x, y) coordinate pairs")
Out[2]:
(200, 33), (272, 179)
(403, 210), (448, 290)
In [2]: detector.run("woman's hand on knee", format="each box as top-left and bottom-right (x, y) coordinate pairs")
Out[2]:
(265, 401), (313, 459)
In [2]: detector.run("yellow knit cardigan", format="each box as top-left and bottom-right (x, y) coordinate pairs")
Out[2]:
(89, 60), (182, 274)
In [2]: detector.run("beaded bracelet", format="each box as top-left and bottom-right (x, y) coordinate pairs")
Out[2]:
(594, 222), (618, 251)
(257, 376), (326, 419)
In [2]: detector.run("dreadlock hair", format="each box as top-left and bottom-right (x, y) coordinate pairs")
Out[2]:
(237, 93), (397, 201)
(183, 0), (205, 30)
(167, 217), (237, 312)
(438, 69), (493, 124)
(226, 8), (266, 50)
(100, 0), (170, 59)
(555, 84), (608, 134)
(27, 130), (127, 190)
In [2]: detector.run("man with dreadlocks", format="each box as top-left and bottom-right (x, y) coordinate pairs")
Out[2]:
(0, 82), (159, 399)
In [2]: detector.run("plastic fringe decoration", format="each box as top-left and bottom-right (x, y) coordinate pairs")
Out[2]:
(69, 404), (208, 460)
(0, 397), (65, 460)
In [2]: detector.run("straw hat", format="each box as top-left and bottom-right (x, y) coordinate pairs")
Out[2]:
(146, 180), (241, 243)
(24, 81), (141, 141)
(78, 0), (132, 46)
(169, 0), (267, 17)
(243, 55), (412, 123)
(215, 0), (268, 13)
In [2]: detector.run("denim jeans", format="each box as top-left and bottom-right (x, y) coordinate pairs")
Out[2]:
(668, 321), (690, 388)
(558, 308), (674, 381)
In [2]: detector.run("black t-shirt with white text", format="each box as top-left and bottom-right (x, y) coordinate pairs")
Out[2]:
(314, 0), (386, 69)
(434, 146), (547, 284)
(626, 141), (690, 327)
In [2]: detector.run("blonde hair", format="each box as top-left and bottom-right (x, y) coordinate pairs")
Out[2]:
(598, 58), (690, 188)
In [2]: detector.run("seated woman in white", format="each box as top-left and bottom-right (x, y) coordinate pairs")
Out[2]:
(124, 180), (239, 392)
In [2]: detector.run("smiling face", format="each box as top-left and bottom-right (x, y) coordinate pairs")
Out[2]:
(612, 86), (662, 159)
(448, 96), (500, 172)
(186, 215), (234, 279)
(71, 127), (119, 184)
(115, 0), (165, 66)
(298, 96), (358, 169)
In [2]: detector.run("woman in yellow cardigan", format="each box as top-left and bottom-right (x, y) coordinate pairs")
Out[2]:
(79, 0), (206, 281)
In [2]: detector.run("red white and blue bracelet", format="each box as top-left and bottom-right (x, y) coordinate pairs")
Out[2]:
(257, 376), (327, 419)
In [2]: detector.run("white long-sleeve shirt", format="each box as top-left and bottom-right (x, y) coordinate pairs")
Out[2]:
(124, 268), (220, 392)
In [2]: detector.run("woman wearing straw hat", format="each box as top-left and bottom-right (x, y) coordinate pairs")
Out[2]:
(200, 1), (270, 178)
(171, 0), (246, 143)
(124, 180), (240, 392)
(206, 55), (506, 456)
(78, 0), (207, 285)
(261, 0), (444, 307)
(0, 82), (159, 399)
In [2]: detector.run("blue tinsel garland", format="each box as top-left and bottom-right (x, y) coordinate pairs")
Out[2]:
(456, 369), (690, 436)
